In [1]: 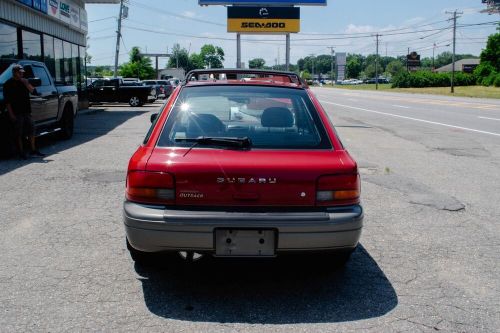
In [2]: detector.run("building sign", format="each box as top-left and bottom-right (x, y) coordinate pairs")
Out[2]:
(407, 51), (421, 68)
(201, 0), (326, 5)
(462, 64), (478, 73)
(80, 9), (88, 32)
(228, 7), (300, 33)
(17, 0), (48, 13)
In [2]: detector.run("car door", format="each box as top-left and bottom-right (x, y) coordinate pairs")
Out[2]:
(32, 65), (58, 122)
(102, 79), (118, 102)
(88, 79), (104, 102)
(21, 65), (45, 124)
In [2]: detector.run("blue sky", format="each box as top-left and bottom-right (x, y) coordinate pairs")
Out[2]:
(86, 0), (498, 67)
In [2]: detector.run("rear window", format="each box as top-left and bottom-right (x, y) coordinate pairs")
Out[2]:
(157, 85), (331, 149)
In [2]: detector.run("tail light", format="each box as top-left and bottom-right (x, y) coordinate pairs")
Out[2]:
(126, 171), (174, 205)
(316, 174), (360, 206)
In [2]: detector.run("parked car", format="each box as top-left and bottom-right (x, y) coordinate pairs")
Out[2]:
(364, 77), (389, 84)
(87, 78), (154, 107)
(141, 80), (173, 100)
(124, 69), (363, 265)
(0, 60), (78, 156)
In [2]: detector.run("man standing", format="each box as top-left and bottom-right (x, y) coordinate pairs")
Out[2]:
(4, 64), (45, 159)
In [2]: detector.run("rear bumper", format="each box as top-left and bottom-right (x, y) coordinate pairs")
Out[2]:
(124, 201), (363, 253)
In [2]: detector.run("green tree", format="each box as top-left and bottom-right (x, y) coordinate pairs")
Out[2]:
(346, 54), (364, 78)
(473, 32), (500, 86)
(119, 47), (156, 79)
(364, 64), (377, 78)
(385, 60), (405, 77)
(188, 53), (205, 72)
(300, 70), (311, 80)
(168, 44), (190, 69)
(479, 32), (500, 71)
(249, 58), (266, 69)
(200, 44), (225, 68)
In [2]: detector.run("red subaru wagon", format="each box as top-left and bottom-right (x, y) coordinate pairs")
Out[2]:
(124, 69), (363, 264)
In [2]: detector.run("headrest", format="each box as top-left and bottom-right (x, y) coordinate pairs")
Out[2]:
(261, 107), (294, 127)
(187, 113), (225, 137)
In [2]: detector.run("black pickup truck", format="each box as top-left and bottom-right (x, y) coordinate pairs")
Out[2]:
(0, 60), (78, 157)
(87, 78), (154, 107)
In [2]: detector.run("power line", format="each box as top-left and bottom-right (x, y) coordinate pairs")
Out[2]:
(127, 1), (225, 27)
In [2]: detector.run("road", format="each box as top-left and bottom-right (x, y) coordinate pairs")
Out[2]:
(0, 90), (499, 332)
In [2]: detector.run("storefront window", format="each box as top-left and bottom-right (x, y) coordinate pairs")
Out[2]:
(63, 41), (72, 83)
(54, 38), (64, 84)
(0, 22), (18, 60)
(79, 45), (86, 90)
(72, 43), (78, 87)
(22, 30), (42, 61)
(43, 35), (55, 77)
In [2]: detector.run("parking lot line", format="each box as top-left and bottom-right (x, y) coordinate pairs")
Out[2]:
(478, 116), (500, 121)
(321, 100), (500, 137)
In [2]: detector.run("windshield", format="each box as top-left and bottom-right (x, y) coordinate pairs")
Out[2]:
(157, 85), (331, 149)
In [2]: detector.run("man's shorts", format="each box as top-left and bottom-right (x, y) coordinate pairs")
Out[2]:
(13, 114), (35, 137)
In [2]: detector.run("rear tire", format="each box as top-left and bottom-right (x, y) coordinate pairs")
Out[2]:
(58, 104), (74, 140)
(129, 96), (141, 107)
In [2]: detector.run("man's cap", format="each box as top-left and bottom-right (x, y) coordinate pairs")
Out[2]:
(12, 64), (25, 73)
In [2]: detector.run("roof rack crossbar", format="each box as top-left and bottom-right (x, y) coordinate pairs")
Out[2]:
(183, 68), (305, 87)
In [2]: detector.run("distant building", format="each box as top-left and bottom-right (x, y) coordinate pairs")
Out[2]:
(435, 59), (480, 73)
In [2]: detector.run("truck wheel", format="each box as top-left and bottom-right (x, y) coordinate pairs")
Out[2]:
(129, 96), (141, 107)
(58, 105), (74, 140)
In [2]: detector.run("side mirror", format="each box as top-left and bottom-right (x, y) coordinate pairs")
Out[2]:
(28, 78), (42, 87)
(150, 113), (158, 123)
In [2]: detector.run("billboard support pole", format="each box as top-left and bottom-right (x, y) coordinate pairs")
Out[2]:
(236, 33), (241, 68)
(285, 33), (290, 71)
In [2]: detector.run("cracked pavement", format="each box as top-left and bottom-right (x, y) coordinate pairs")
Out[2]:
(1, 91), (499, 332)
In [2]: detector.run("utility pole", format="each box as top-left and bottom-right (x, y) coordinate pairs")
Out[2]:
(432, 43), (436, 71)
(446, 10), (462, 93)
(407, 47), (410, 72)
(327, 47), (334, 85)
(113, 0), (124, 78)
(375, 34), (380, 90)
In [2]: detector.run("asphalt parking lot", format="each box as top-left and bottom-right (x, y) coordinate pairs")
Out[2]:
(1, 92), (499, 332)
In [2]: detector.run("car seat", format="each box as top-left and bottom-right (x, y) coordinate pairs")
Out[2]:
(261, 107), (294, 128)
(186, 113), (226, 137)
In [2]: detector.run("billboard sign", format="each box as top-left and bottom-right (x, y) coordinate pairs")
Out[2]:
(202, 0), (325, 5)
(406, 51), (421, 67)
(336, 52), (346, 81)
(228, 6), (300, 33)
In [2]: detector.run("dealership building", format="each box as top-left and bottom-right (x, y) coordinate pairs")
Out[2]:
(0, 0), (118, 107)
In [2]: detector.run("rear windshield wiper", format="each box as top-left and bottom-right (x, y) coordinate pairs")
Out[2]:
(175, 136), (252, 149)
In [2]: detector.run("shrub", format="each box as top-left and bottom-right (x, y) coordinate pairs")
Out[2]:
(481, 71), (498, 86)
(494, 74), (500, 87)
(391, 71), (476, 88)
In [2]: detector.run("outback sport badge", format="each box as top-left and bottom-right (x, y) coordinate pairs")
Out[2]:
(217, 177), (277, 184)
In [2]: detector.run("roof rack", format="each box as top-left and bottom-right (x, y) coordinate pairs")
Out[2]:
(183, 68), (305, 87)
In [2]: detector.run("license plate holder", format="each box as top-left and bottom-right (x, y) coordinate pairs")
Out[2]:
(215, 229), (276, 257)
